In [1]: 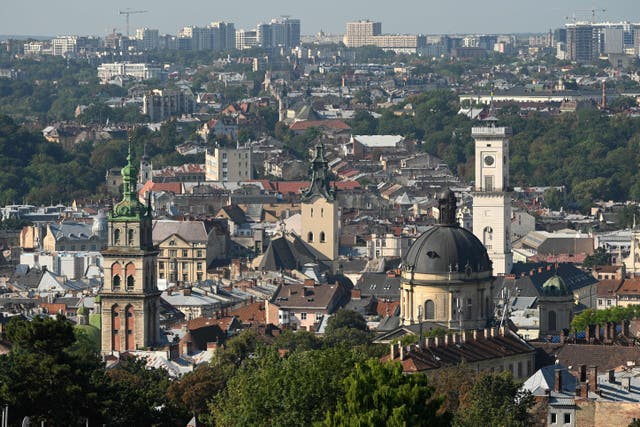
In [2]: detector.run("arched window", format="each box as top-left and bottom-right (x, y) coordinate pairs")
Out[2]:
(320, 208), (324, 217)
(483, 226), (493, 246)
(310, 208), (314, 217)
(113, 275), (121, 290)
(128, 229), (135, 245)
(548, 310), (557, 332)
(425, 300), (435, 320)
(320, 231), (326, 243)
(114, 228), (121, 245)
(127, 275), (135, 290)
(307, 232), (313, 242)
(111, 305), (120, 352)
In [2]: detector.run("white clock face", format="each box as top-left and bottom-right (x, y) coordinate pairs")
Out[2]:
(484, 155), (495, 166)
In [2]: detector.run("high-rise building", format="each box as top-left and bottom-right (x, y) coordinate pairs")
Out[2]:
(344, 20), (382, 47)
(472, 124), (513, 276)
(135, 28), (159, 51)
(283, 17), (301, 48)
(343, 20), (425, 53)
(99, 145), (161, 354)
(210, 21), (236, 51)
(236, 29), (259, 50)
(566, 23), (596, 62)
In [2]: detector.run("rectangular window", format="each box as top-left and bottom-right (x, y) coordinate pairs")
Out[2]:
(182, 262), (188, 271)
(300, 312), (307, 320)
(564, 413), (570, 424)
(607, 299), (612, 306)
(197, 262), (203, 270)
(196, 272), (203, 281)
(159, 262), (165, 270)
(159, 273), (165, 279)
(182, 273), (188, 282)
(550, 413), (557, 424)
(182, 249), (188, 257)
(169, 250), (177, 257)
(484, 175), (494, 191)
(196, 250), (203, 258)
(598, 299), (603, 306)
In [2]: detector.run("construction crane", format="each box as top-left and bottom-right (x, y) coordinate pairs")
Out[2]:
(119, 9), (148, 37)
(567, 7), (606, 24)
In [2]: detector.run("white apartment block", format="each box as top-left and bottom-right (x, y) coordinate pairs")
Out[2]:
(97, 62), (162, 84)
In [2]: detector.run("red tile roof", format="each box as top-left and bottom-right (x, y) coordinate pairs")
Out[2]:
(138, 181), (182, 197)
(229, 302), (266, 324)
(289, 119), (351, 131)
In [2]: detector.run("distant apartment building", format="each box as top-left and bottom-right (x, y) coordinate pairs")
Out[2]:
(257, 17), (301, 49)
(565, 21), (640, 61)
(343, 20), (425, 54)
(178, 22), (236, 51)
(142, 89), (196, 122)
(135, 28), (160, 51)
(97, 62), (162, 83)
(205, 146), (253, 182)
(236, 29), (259, 50)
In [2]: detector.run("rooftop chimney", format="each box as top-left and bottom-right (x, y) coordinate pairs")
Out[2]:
(555, 368), (563, 393)
(351, 288), (362, 300)
(588, 366), (599, 391)
(580, 365), (587, 382)
(608, 369), (616, 383)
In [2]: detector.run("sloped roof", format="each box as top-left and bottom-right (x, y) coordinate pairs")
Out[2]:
(271, 282), (345, 311)
(381, 328), (535, 373)
(48, 222), (95, 241)
(258, 233), (331, 272)
(523, 364), (576, 396)
(153, 220), (209, 244)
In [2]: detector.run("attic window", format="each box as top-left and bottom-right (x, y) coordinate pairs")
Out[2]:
(426, 251), (439, 259)
(169, 240), (176, 246)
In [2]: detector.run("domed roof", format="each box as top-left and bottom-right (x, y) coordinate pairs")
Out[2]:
(541, 275), (570, 296)
(404, 224), (492, 275)
(403, 189), (491, 276)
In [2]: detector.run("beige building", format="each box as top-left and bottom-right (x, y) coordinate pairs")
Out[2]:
(401, 191), (494, 330)
(300, 144), (340, 265)
(99, 150), (161, 354)
(343, 20), (426, 53)
(205, 145), (253, 182)
(153, 220), (217, 287)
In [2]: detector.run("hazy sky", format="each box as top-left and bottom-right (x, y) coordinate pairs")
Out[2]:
(2, 0), (638, 37)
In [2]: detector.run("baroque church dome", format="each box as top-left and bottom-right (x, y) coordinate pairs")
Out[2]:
(404, 190), (492, 276)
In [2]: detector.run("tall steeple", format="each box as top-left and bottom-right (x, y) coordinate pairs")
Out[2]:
(302, 142), (336, 202)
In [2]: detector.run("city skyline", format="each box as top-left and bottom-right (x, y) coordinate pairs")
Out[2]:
(2, 0), (637, 38)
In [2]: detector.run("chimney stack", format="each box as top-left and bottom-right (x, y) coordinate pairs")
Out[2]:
(555, 368), (563, 393)
(588, 366), (599, 391)
(608, 369), (616, 383)
(624, 377), (632, 392)
(580, 365), (587, 382)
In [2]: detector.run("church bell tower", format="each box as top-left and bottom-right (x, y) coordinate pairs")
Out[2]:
(100, 141), (160, 354)
(301, 142), (340, 268)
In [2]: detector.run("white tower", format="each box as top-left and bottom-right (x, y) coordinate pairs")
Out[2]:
(471, 124), (513, 275)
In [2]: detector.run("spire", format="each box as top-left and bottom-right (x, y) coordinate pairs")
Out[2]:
(110, 132), (148, 221)
(301, 141), (336, 202)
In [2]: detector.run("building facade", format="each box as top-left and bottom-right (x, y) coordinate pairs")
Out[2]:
(205, 145), (253, 182)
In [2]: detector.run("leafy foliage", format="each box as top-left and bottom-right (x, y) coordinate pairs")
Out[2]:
(454, 371), (534, 427)
(571, 305), (640, 331)
(324, 359), (449, 427)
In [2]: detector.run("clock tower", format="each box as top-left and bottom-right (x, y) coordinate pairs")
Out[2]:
(471, 124), (513, 275)
(99, 142), (160, 354)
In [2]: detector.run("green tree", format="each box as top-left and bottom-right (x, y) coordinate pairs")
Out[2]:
(324, 359), (449, 427)
(454, 371), (534, 427)
(583, 247), (611, 268)
(0, 316), (105, 426)
(210, 347), (368, 427)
